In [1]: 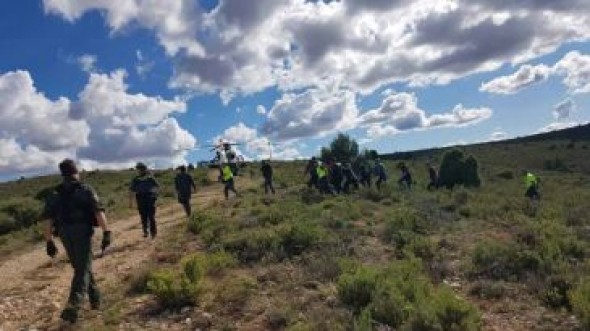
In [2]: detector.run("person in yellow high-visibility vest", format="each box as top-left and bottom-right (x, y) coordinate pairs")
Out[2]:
(222, 163), (239, 199)
(316, 161), (333, 194)
(523, 170), (540, 201)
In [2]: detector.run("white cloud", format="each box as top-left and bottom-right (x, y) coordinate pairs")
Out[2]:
(256, 105), (267, 115)
(482, 51), (590, 95)
(537, 121), (580, 133)
(360, 93), (493, 138)
(43, 0), (590, 100)
(78, 54), (98, 73)
(0, 69), (196, 175)
(262, 88), (359, 141)
(480, 64), (551, 94)
(489, 130), (508, 141)
(553, 99), (575, 120)
(554, 51), (590, 94)
(0, 70), (90, 152)
(135, 50), (155, 78)
(0, 138), (72, 176)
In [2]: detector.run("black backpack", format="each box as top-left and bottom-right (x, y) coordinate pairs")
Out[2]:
(54, 182), (98, 227)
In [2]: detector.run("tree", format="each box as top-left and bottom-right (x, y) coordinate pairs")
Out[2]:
(362, 149), (379, 160)
(438, 149), (481, 189)
(321, 133), (359, 162)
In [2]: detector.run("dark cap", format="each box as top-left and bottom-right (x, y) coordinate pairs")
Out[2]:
(135, 162), (147, 170)
(178, 165), (187, 172)
(59, 159), (79, 177)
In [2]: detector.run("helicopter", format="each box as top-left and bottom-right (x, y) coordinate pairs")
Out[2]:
(205, 139), (247, 175)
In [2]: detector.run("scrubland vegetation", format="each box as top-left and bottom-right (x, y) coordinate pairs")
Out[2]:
(2, 125), (590, 330)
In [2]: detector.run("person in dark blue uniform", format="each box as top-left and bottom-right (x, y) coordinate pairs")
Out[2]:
(261, 160), (276, 195)
(129, 162), (159, 238)
(175, 165), (196, 216)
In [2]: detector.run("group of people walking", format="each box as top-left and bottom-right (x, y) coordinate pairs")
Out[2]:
(40, 156), (540, 325)
(302, 157), (442, 195)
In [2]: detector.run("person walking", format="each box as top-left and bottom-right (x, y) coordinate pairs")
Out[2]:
(304, 157), (319, 189)
(523, 170), (540, 201)
(261, 160), (276, 195)
(359, 162), (372, 188)
(43, 159), (112, 324)
(342, 162), (360, 193)
(129, 162), (159, 238)
(330, 161), (344, 194)
(398, 163), (413, 190)
(222, 162), (240, 199)
(316, 161), (333, 194)
(174, 165), (196, 216)
(427, 163), (439, 191)
(373, 159), (388, 190)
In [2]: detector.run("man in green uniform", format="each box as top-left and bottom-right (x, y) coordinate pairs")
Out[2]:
(174, 165), (197, 216)
(129, 162), (159, 238)
(43, 159), (112, 324)
(222, 162), (239, 199)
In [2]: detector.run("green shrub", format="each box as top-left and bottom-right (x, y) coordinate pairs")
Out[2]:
(469, 280), (506, 300)
(354, 309), (373, 331)
(337, 265), (379, 311)
(258, 207), (288, 226)
(541, 275), (572, 309)
(222, 227), (281, 263)
(570, 278), (590, 329)
(1, 203), (42, 233)
(147, 268), (201, 309)
(369, 281), (407, 328)
(439, 149), (481, 189)
(470, 240), (531, 280)
(496, 171), (514, 180)
(184, 251), (237, 277)
(339, 260), (481, 330)
(432, 287), (481, 331)
(187, 212), (219, 235)
(279, 222), (323, 257)
(214, 275), (257, 312)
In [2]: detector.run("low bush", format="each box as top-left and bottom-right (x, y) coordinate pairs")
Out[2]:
(183, 251), (237, 277)
(338, 260), (481, 329)
(469, 280), (506, 300)
(187, 212), (215, 234)
(147, 267), (201, 310)
(570, 278), (590, 329)
(214, 275), (257, 313)
(541, 275), (572, 309)
(337, 265), (379, 312)
(496, 170), (514, 180)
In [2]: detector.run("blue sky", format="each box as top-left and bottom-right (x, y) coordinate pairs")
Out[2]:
(1, 0), (589, 178)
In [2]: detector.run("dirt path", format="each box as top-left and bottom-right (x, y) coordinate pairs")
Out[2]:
(0, 183), (226, 331)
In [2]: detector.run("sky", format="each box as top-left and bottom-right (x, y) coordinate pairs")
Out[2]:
(1, 0), (589, 179)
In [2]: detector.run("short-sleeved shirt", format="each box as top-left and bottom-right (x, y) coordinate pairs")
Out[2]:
(175, 173), (196, 197)
(43, 180), (102, 227)
(130, 175), (159, 199)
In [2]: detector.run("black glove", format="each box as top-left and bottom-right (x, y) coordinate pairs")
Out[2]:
(46, 240), (58, 258)
(101, 231), (112, 251)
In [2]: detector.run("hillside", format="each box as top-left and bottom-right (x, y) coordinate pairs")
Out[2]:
(1, 126), (590, 330)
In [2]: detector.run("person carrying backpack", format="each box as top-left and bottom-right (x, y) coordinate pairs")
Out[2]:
(373, 159), (388, 190)
(129, 162), (159, 238)
(43, 159), (112, 324)
(261, 160), (276, 195)
(174, 165), (196, 216)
